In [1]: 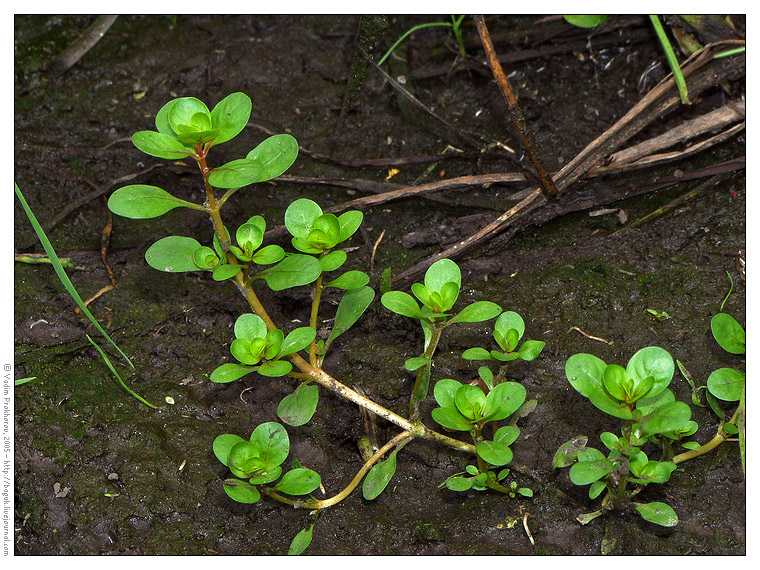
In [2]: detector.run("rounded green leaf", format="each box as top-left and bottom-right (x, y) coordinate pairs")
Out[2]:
(193, 246), (220, 270)
(318, 250), (347, 272)
(210, 92), (252, 146)
(431, 406), (473, 431)
(223, 479), (261, 504)
(449, 301), (503, 324)
(278, 327), (317, 358)
(476, 440), (514, 466)
(288, 525), (314, 556)
(638, 401), (692, 436)
(108, 184), (200, 219)
(569, 455), (614, 485)
(626, 347), (674, 398)
(168, 97), (212, 136)
(234, 313), (268, 341)
(518, 340), (545, 361)
(208, 159), (264, 189)
(362, 451), (398, 500)
(213, 433), (245, 466)
(145, 236), (203, 272)
(589, 480), (607, 500)
(245, 134), (299, 182)
(707, 367), (745, 401)
(284, 198), (322, 239)
(155, 98), (179, 136)
(212, 263), (242, 281)
(445, 476), (475, 492)
(337, 210), (363, 242)
(433, 378), (463, 409)
(711, 313), (745, 354)
(381, 291), (423, 319)
(405, 356), (429, 371)
(210, 362), (255, 383)
(228, 441), (263, 478)
(566, 353), (632, 419)
(131, 131), (192, 159)
(248, 464), (283, 485)
(494, 311), (525, 345)
(564, 15), (608, 28)
(494, 425), (520, 447)
(257, 360), (293, 377)
(455, 384), (487, 420)
(325, 270), (369, 290)
(424, 258), (461, 294)
(277, 383), (319, 427)
(275, 468), (321, 495)
(250, 422), (289, 469)
(254, 254), (322, 291)
(483, 381), (527, 422)
(236, 223), (264, 253)
(251, 244), (285, 265)
(462, 347), (493, 361)
(634, 501), (678, 527)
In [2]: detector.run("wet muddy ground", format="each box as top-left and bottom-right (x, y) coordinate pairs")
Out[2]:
(14, 15), (745, 555)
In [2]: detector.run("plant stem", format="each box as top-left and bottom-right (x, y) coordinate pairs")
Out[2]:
(309, 274), (325, 366)
(672, 404), (740, 464)
(649, 15), (691, 104)
(377, 22), (452, 66)
(409, 323), (444, 420)
(260, 431), (414, 509)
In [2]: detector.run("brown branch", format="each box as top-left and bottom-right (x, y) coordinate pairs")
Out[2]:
(474, 15), (559, 199)
(47, 15), (119, 77)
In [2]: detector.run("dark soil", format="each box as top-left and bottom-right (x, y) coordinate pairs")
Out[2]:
(14, 15), (745, 555)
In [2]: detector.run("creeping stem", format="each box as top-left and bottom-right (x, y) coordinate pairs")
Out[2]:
(260, 431), (414, 509)
(672, 403), (741, 464)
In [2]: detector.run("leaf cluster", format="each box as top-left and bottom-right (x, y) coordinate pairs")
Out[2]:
(462, 311), (545, 364)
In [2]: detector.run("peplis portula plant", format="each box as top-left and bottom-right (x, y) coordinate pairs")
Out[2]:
(109, 93), (546, 553)
(676, 312), (745, 472)
(554, 347), (693, 527)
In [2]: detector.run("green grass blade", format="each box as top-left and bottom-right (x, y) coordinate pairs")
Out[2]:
(649, 15), (690, 104)
(15, 182), (134, 368)
(86, 335), (159, 408)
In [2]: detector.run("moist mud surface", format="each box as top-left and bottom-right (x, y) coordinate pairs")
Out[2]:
(14, 15), (745, 555)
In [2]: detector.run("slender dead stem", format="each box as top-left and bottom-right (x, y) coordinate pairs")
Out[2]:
(474, 15), (559, 199)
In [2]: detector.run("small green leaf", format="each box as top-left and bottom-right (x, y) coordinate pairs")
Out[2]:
(424, 259), (461, 295)
(275, 468), (322, 495)
(711, 313), (745, 354)
(707, 368), (745, 401)
(626, 346), (674, 398)
(445, 476), (475, 492)
(250, 422), (289, 469)
(131, 131), (192, 159)
(448, 301), (502, 324)
(257, 360), (293, 377)
(638, 401), (692, 436)
(325, 270), (369, 290)
(633, 502), (678, 527)
(433, 378), (463, 410)
(278, 327), (317, 358)
(494, 312), (525, 345)
(212, 263), (242, 281)
(518, 339), (546, 361)
(209, 92), (252, 146)
(482, 381), (527, 422)
(681, 441), (701, 450)
(254, 254), (322, 291)
(245, 134), (299, 183)
(462, 347), (493, 360)
(494, 425), (520, 447)
(569, 452), (614, 485)
(251, 244), (285, 265)
(284, 198), (322, 239)
(145, 236), (203, 272)
(476, 440), (513, 466)
(213, 434), (245, 466)
(288, 525), (314, 556)
(431, 406), (473, 432)
(405, 356), (429, 371)
(324, 286), (375, 351)
(381, 291), (423, 319)
(248, 465), (283, 485)
(318, 250), (347, 272)
(108, 184), (202, 219)
(363, 450), (398, 500)
(589, 480), (606, 499)
(563, 15), (608, 28)
(337, 210), (363, 242)
(277, 383), (319, 427)
(223, 479), (261, 504)
(208, 159), (263, 189)
(234, 313), (268, 341)
(210, 362), (256, 383)
(454, 384), (487, 420)
(228, 441), (263, 478)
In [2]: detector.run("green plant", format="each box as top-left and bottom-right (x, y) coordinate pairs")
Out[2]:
(378, 15), (467, 66)
(108, 93), (546, 553)
(555, 347), (692, 526)
(675, 312), (745, 471)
